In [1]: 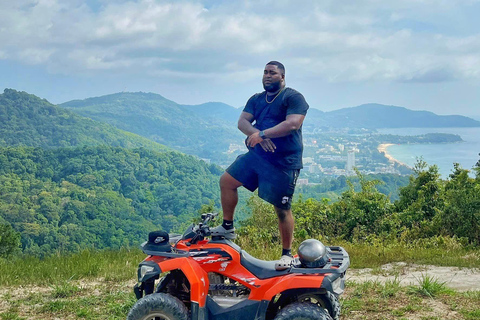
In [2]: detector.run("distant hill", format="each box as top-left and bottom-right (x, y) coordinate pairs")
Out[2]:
(61, 92), (243, 161)
(301, 108), (325, 132)
(165, 99), (480, 131)
(181, 102), (241, 125)
(59, 92), (480, 161)
(178, 100), (480, 130)
(310, 103), (480, 128)
(0, 89), (168, 152)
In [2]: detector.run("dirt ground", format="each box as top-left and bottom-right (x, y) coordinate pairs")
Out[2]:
(1, 263), (478, 319)
(348, 262), (480, 291)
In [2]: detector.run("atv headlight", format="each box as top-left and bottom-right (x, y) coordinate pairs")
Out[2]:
(137, 262), (161, 282)
(140, 265), (154, 278)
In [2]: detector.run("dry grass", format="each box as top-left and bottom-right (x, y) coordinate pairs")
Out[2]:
(0, 276), (478, 320)
(1, 243), (479, 319)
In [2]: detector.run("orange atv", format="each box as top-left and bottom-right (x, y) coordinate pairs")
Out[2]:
(127, 213), (349, 320)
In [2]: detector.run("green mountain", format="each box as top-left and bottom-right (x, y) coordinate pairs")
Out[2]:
(174, 99), (480, 130)
(0, 88), (225, 256)
(61, 92), (243, 162)
(0, 145), (222, 257)
(308, 103), (480, 128)
(0, 89), (169, 151)
(181, 102), (241, 124)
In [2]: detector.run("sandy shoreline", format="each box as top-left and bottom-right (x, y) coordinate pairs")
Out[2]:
(377, 143), (410, 167)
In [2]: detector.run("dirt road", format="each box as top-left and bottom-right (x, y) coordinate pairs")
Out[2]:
(348, 262), (480, 291)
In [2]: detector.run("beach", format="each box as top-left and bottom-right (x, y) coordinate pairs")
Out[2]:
(377, 127), (480, 178)
(377, 143), (410, 167)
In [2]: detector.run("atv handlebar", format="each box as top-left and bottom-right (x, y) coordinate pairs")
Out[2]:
(200, 212), (218, 224)
(188, 212), (218, 244)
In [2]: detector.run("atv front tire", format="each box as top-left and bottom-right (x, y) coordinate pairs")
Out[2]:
(127, 293), (188, 320)
(297, 291), (340, 320)
(274, 302), (333, 320)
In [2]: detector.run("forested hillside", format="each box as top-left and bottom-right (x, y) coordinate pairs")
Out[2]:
(61, 92), (243, 162)
(0, 146), (222, 256)
(2, 87), (478, 259)
(0, 89), (168, 152)
(0, 89), (228, 257)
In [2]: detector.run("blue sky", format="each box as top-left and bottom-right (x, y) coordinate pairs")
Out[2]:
(1, 0), (479, 117)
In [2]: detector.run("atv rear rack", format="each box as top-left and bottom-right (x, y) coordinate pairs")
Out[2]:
(291, 246), (350, 275)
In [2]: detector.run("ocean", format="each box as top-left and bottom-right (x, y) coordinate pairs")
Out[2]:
(377, 127), (480, 178)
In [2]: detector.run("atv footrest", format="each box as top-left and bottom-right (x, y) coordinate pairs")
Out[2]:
(210, 284), (240, 291)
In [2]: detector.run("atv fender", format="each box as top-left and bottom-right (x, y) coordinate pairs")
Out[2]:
(262, 274), (325, 302)
(150, 256), (209, 307)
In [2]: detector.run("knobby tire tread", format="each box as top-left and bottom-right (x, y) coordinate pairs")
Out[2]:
(127, 293), (188, 320)
(274, 302), (333, 320)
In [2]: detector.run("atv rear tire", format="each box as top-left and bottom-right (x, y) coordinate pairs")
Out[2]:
(127, 293), (188, 320)
(274, 302), (333, 320)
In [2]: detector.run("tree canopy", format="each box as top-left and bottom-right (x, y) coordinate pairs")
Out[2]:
(0, 145), (222, 256)
(0, 89), (167, 152)
(239, 160), (480, 250)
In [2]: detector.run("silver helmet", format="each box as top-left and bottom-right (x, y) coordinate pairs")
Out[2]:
(298, 239), (329, 268)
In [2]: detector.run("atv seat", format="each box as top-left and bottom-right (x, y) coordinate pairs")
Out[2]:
(240, 250), (292, 279)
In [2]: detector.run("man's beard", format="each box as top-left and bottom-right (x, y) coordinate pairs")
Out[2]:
(263, 81), (281, 93)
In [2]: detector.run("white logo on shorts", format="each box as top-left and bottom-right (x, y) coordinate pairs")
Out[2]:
(282, 196), (290, 204)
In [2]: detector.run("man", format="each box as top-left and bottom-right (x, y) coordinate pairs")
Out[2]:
(211, 61), (309, 270)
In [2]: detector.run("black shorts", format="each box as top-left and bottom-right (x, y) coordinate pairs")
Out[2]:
(226, 151), (300, 210)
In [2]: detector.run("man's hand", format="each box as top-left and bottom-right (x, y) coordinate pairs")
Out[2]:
(247, 132), (276, 152)
(259, 139), (276, 152)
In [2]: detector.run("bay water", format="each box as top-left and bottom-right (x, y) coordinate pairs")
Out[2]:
(377, 127), (480, 178)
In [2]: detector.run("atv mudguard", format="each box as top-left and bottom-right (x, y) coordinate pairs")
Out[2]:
(150, 256), (210, 307)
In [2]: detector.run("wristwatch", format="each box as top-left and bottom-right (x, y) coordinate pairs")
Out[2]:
(259, 130), (266, 139)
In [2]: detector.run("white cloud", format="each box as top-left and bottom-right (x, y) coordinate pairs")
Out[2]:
(0, 0), (479, 85)
(19, 48), (55, 65)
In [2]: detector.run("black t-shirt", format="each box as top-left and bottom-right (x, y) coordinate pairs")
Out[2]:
(243, 87), (309, 169)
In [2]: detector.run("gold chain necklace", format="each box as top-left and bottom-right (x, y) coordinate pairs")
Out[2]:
(265, 87), (285, 104)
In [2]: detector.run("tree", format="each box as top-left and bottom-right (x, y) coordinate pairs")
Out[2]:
(330, 169), (393, 240)
(395, 159), (443, 233)
(440, 163), (480, 243)
(474, 153), (480, 180)
(0, 223), (21, 257)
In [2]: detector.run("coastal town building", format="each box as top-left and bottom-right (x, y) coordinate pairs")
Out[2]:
(346, 149), (356, 173)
